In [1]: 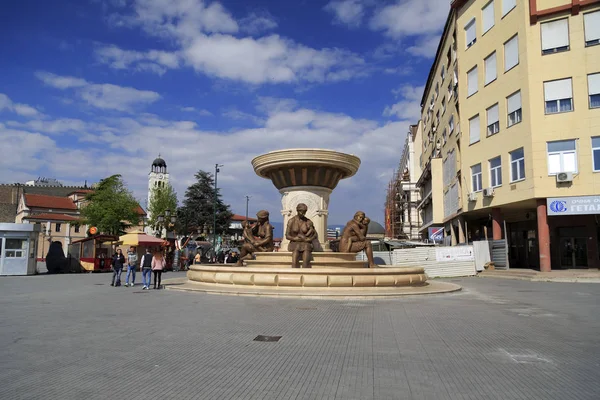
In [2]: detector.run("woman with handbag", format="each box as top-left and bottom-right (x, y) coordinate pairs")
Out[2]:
(151, 251), (166, 290)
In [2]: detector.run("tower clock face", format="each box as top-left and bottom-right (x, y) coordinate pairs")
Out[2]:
(158, 174), (164, 179)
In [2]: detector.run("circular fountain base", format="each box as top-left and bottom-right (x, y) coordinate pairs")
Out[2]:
(177, 264), (462, 298)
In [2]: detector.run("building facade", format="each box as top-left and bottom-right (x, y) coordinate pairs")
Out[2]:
(416, 10), (464, 244)
(386, 124), (423, 240)
(443, 0), (600, 270)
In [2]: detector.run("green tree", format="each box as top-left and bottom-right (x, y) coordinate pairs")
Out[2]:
(148, 183), (178, 232)
(177, 170), (232, 236)
(81, 175), (141, 235)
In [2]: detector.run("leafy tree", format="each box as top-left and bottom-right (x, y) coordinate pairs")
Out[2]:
(147, 183), (178, 233)
(81, 175), (141, 235)
(177, 170), (232, 237)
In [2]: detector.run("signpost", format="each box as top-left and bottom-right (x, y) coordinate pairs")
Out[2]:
(547, 195), (600, 216)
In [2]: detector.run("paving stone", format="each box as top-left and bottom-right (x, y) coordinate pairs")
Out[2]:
(0, 273), (598, 399)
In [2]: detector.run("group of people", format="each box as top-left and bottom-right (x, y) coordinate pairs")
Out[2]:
(110, 247), (166, 290)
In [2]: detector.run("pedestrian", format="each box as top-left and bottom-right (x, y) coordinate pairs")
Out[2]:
(125, 246), (138, 287)
(152, 251), (166, 290)
(110, 248), (125, 287)
(140, 248), (153, 290)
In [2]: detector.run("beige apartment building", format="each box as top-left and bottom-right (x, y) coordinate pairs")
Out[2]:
(417, 0), (600, 270)
(416, 11), (464, 245)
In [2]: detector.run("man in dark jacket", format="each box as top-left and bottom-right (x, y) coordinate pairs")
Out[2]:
(111, 249), (125, 287)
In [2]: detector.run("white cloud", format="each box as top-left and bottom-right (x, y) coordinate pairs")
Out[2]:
(3, 100), (410, 224)
(406, 34), (442, 58)
(324, 0), (365, 28)
(370, 0), (448, 38)
(35, 71), (161, 112)
(0, 93), (43, 118)
(181, 106), (212, 116)
(383, 84), (424, 121)
(97, 0), (368, 84)
(239, 11), (278, 35)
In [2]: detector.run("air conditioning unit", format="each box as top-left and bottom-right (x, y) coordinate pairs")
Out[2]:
(483, 187), (495, 197)
(556, 172), (573, 183)
(468, 192), (477, 202)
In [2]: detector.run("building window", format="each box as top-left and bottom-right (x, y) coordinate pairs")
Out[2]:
(486, 103), (500, 136)
(502, 0), (515, 16)
(441, 65), (446, 81)
(544, 78), (573, 114)
(441, 96), (446, 115)
(55, 223), (61, 233)
(507, 90), (522, 127)
(592, 137), (600, 171)
(510, 147), (525, 182)
(504, 34), (519, 71)
(484, 51), (497, 85)
(482, 1), (495, 34)
(74, 225), (80, 233)
(588, 73), (600, 108)
(541, 18), (569, 54)
(467, 66), (478, 97)
(448, 82), (453, 98)
(547, 140), (577, 175)
(449, 115), (455, 133)
(4, 239), (26, 258)
(489, 156), (502, 187)
(453, 67), (458, 87)
(465, 18), (476, 48)
(584, 11), (600, 47)
(442, 128), (447, 145)
(471, 164), (483, 192)
(469, 114), (480, 145)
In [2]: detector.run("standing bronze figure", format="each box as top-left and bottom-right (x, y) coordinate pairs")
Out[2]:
(236, 210), (274, 266)
(286, 203), (317, 268)
(339, 211), (377, 268)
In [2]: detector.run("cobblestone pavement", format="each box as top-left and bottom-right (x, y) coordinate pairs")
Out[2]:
(1, 273), (599, 400)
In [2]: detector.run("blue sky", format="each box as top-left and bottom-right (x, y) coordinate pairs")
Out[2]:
(0, 0), (448, 224)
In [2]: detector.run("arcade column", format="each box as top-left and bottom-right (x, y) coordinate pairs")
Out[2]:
(536, 199), (551, 272)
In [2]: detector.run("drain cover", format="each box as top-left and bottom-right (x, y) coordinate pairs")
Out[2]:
(254, 335), (282, 342)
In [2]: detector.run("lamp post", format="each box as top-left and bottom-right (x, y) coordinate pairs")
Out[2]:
(245, 195), (251, 221)
(157, 209), (177, 239)
(213, 164), (223, 255)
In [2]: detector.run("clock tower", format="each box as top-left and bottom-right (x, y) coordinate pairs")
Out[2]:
(147, 155), (169, 233)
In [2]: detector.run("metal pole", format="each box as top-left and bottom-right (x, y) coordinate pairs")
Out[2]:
(212, 164), (223, 257)
(245, 195), (251, 221)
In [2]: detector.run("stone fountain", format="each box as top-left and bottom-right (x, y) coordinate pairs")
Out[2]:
(183, 149), (461, 297)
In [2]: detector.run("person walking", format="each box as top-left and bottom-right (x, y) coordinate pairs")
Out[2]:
(125, 246), (138, 287)
(110, 249), (125, 287)
(140, 248), (153, 290)
(152, 251), (166, 290)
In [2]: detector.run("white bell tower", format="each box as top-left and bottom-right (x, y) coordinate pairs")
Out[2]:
(146, 155), (169, 233)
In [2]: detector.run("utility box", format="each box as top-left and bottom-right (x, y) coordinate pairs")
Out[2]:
(0, 223), (41, 276)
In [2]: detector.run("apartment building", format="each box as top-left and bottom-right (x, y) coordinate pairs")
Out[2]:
(447, 0), (600, 270)
(416, 10), (465, 244)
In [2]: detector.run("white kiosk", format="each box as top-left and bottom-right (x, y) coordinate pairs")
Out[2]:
(0, 223), (40, 276)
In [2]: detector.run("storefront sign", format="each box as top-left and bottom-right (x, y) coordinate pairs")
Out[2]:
(428, 227), (444, 244)
(547, 195), (600, 216)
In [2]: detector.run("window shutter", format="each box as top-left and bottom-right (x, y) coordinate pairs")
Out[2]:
(541, 19), (569, 50)
(544, 79), (572, 101)
(584, 11), (600, 43)
(483, 1), (495, 33)
(502, 0), (516, 16)
(484, 52), (497, 84)
(469, 115), (480, 144)
(487, 104), (499, 124)
(467, 67), (478, 96)
(504, 35), (519, 71)
(588, 73), (600, 95)
(465, 19), (476, 45)
(507, 91), (521, 113)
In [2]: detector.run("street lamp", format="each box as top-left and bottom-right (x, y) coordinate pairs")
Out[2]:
(213, 164), (223, 255)
(157, 210), (177, 238)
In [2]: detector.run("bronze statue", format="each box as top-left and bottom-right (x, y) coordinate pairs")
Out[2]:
(286, 203), (317, 268)
(339, 211), (377, 268)
(236, 210), (274, 266)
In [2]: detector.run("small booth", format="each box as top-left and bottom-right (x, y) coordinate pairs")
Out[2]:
(69, 235), (119, 272)
(0, 223), (41, 276)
